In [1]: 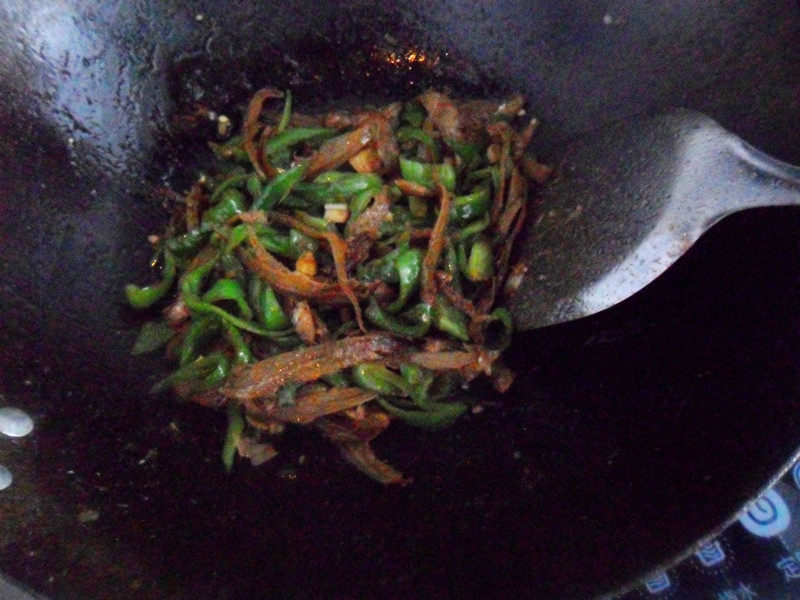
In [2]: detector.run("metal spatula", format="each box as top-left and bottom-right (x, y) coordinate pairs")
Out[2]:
(508, 108), (800, 330)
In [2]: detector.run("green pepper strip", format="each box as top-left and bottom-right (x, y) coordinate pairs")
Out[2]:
(399, 158), (456, 192)
(466, 237), (494, 282)
(221, 403), (245, 472)
(151, 352), (230, 395)
(288, 228), (318, 254)
(209, 173), (251, 204)
(202, 278), (253, 319)
(248, 277), (290, 330)
(456, 214), (491, 240)
(400, 363), (435, 406)
(434, 296), (470, 341)
(252, 162), (308, 211)
(450, 187), (490, 223)
(208, 138), (250, 164)
(352, 363), (410, 396)
(315, 172), (383, 197)
(358, 247), (401, 283)
(166, 229), (210, 257)
(221, 319), (254, 365)
(443, 242), (463, 293)
(181, 260), (290, 338)
(397, 126), (441, 162)
(448, 138), (484, 178)
(246, 174), (263, 198)
(131, 320), (174, 355)
(263, 127), (335, 156)
(365, 299), (432, 339)
(203, 188), (247, 227)
(276, 90), (292, 134)
(292, 182), (330, 206)
(125, 251), (177, 308)
(225, 223), (298, 259)
(376, 397), (467, 429)
(457, 241), (470, 278)
(467, 166), (496, 184)
(349, 188), (375, 221)
(295, 210), (333, 232)
(387, 248), (423, 313)
(180, 315), (221, 365)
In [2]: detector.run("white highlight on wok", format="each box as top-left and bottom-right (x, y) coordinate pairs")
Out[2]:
(0, 407), (34, 438)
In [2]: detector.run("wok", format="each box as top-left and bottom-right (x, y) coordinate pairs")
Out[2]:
(1, 1), (800, 599)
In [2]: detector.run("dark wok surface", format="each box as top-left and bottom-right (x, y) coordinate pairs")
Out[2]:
(1, 1), (800, 599)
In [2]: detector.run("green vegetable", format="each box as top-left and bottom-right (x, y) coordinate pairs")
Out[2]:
(376, 397), (467, 429)
(443, 242), (463, 292)
(349, 188), (375, 221)
(352, 363), (409, 396)
(387, 248), (423, 313)
(252, 162), (307, 211)
(456, 214), (491, 240)
(180, 315), (221, 365)
(131, 320), (174, 355)
(209, 173), (251, 205)
(450, 188), (490, 222)
(246, 174), (263, 198)
(323, 371), (350, 388)
(181, 260), (289, 337)
(365, 299), (432, 339)
(222, 319), (254, 364)
(466, 237), (494, 282)
(263, 127), (335, 156)
(397, 126), (440, 162)
(202, 278), (253, 319)
(221, 403), (245, 472)
(166, 229), (209, 257)
(208, 136), (250, 164)
(399, 158), (456, 192)
(434, 296), (470, 341)
(249, 278), (290, 330)
(151, 352), (230, 395)
(202, 188), (246, 227)
(358, 248), (401, 283)
(400, 363), (435, 405)
(125, 251), (177, 308)
(127, 90), (534, 484)
(276, 90), (292, 134)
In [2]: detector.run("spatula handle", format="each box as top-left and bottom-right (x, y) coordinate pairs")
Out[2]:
(712, 133), (800, 221)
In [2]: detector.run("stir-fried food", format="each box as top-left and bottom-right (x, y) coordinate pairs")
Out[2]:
(126, 88), (550, 484)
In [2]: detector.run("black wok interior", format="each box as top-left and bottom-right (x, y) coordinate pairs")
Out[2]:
(2, 1), (800, 599)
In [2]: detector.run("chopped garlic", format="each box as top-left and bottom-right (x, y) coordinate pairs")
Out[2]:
(349, 147), (381, 173)
(324, 203), (350, 223)
(217, 114), (231, 137)
(295, 251), (317, 277)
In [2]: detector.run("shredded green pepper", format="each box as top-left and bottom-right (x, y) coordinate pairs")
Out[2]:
(263, 127), (335, 156)
(399, 158), (456, 192)
(252, 162), (307, 211)
(365, 299), (432, 339)
(125, 251), (177, 308)
(387, 248), (423, 313)
(128, 88), (543, 484)
(222, 403), (245, 472)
